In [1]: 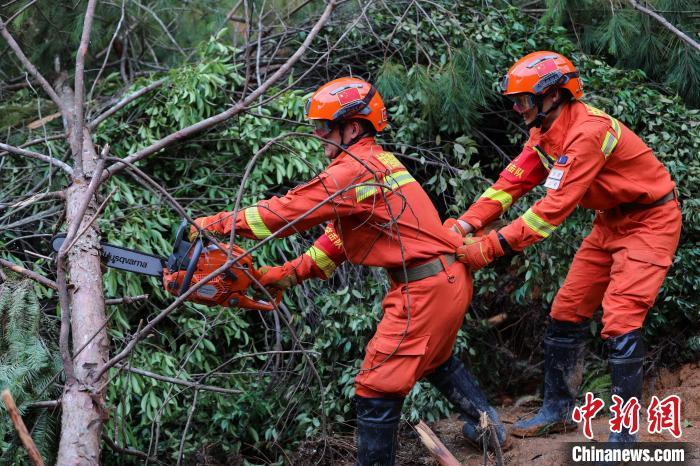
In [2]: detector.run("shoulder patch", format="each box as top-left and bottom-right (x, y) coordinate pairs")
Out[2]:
(375, 151), (404, 170)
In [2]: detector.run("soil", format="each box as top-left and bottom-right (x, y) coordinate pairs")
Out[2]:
(394, 361), (700, 466)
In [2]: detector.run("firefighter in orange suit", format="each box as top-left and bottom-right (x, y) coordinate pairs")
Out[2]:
(192, 78), (506, 465)
(451, 52), (681, 443)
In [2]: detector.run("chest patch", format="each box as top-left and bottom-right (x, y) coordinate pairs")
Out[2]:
(543, 154), (571, 190)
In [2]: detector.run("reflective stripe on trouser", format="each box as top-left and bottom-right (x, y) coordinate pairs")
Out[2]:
(550, 201), (681, 338)
(355, 260), (471, 397)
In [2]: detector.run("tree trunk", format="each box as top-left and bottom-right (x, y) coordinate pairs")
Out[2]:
(56, 97), (109, 464)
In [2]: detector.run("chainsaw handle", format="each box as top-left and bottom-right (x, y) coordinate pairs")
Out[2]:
(180, 238), (203, 295)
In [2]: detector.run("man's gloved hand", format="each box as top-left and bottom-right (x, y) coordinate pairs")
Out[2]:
(258, 264), (298, 291)
(456, 230), (505, 270)
(443, 218), (473, 237)
(189, 216), (217, 242)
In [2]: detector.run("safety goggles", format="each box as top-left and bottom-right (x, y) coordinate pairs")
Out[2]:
(507, 94), (537, 114)
(311, 119), (335, 138)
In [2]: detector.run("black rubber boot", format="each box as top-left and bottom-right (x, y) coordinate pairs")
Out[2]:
(355, 396), (403, 466)
(426, 355), (508, 450)
(511, 319), (589, 437)
(607, 329), (645, 444)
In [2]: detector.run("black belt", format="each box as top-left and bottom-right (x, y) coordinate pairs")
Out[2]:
(387, 254), (456, 283)
(617, 189), (678, 214)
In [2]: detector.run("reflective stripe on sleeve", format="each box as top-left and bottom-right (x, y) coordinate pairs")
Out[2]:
(355, 184), (379, 202)
(522, 208), (558, 238)
(601, 117), (621, 159)
(480, 187), (513, 212)
(304, 246), (337, 277)
(355, 169), (417, 202)
(244, 207), (272, 239)
(384, 170), (416, 191)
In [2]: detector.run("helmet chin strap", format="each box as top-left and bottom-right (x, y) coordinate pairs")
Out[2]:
(332, 121), (370, 157)
(527, 91), (565, 129)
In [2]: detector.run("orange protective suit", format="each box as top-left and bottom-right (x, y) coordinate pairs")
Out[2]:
(200, 137), (469, 397)
(459, 101), (681, 338)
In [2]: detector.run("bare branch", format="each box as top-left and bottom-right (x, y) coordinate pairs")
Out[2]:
(30, 400), (60, 409)
(88, 77), (168, 129)
(71, 0), (99, 177)
(0, 143), (73, 175)
(0, 134), (63, 158)
(0, 18), (66, 114)
(102, 433), (153, 462)
(1, 390), (46, 466)
(0, 258), (57, 290)
(628, 0), (700, 53)
(101, 0), (337, 181)
(116, 364), (241, 395)
(105, 294), (149, 305)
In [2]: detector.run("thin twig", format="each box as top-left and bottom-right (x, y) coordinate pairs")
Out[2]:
(115, 364), (241, 395)
(0, 143), (73, 175)
(88, 77), (167, 129)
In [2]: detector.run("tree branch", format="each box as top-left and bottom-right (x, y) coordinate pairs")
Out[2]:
(0, 18), (65, 115)
(88, 77), (167, 129)
(115, 364), (241, 394)
(101, 0), (337, 181)
(0, 258), (57, 290)
(71, 0), (99, 177)
(628, 0), (700, 53)
(0, 143), (73, 175)
(1, 390), (45, 466)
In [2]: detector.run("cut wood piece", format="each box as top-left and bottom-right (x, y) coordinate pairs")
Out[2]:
(2, 389), (46, 466)
(26, 112), (61, 129)
(414, 420), (461, 466)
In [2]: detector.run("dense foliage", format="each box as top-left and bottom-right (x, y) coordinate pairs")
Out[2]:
(0, 0), (698, 464)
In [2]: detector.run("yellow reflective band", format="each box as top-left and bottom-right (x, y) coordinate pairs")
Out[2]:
(244, 207), (272, 239)
(355, 184), (379, 202)
(480, 187), (513, 212)
(305, 246), (337, 277)
(384, 170), (416, 191)
(522, 208), (558, 238)
(601, 117), (621, 158)
(584, 104), (606, 117)
(601, 132), (618, 158)
(610, 117), (621, 137)
(355, 170), (417, 202)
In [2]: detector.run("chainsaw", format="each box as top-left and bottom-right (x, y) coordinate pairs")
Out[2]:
(51, 220), (280, 311)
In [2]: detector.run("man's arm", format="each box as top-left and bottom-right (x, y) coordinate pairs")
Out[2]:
(498, 123), (609, 251)
(258, 223), (346, 290)
(193, 159), (362, 240)
(458, 146), (547, 232)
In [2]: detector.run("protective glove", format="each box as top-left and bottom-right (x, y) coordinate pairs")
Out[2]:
(443, 218), (473, 237)
(189, 215), (224, 242)
(258, 264), (298, 291)
(456, 230), (506, 271)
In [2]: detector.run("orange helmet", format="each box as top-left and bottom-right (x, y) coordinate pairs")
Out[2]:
(305, 77), (387, 136)
(501, 51), (583, 100)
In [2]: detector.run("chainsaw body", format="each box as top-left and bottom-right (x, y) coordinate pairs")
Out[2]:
(162, 221), (279, 311)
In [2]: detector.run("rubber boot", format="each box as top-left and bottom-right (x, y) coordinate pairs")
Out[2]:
(606, 329), (644, 445)
(511, 319), (589, 437)
(426, 355), (508, 450)
(355, 396), (403, 466)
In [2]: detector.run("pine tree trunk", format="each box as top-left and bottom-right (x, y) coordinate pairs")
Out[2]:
(56, 84), (109, 464)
